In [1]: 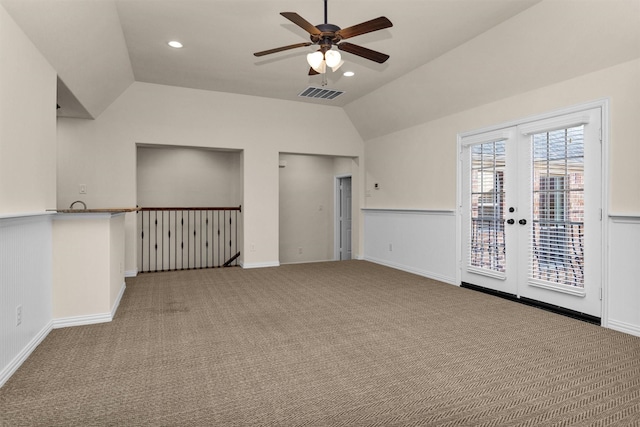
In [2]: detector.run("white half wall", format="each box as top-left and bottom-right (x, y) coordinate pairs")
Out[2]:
(363, 209), (457, 285)
(607, 215), (640, 337)
(0, 215), (53, 388)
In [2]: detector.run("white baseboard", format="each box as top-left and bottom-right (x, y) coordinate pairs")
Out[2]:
(124, 269), (138, 278)
(607, 319), (640, 338)
(280, 259), (336, 265)
(0, 321), (53, 388)
(240, 261), (280, 269)
(53, 282), (126, 329)
(111, 282), (126, 318)
(53, 312), (112, 329)
(364, 256), (458, 285)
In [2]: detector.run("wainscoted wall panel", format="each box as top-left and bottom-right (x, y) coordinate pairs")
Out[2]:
(0, 214), (53, 387)
(363, 209), (457, 284)
(608, 215), (640, 337)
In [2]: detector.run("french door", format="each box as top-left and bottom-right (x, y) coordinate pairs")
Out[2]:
(460, 108), (602, 318)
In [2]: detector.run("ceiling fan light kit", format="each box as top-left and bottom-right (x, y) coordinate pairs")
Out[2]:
(307, 48), (343, 74)
(254, 0), (392, 77)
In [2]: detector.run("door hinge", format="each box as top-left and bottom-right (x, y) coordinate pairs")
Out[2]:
(600, 209), (603, 221)
(599, 287), (603, 301)
(599, 128), (602, 143)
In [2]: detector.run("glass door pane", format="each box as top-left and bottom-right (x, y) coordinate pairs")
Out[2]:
(469, 141), (506, 273)
(530, 126), (585, 289)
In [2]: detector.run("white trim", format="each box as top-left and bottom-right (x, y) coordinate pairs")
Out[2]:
(125, 269), (138, 278)
(53, 312), (113, 329)
(280, 259), (336, 265)
(608, 319), (640, 338)
(0, 321), (53, 388)
(518, 112), (591, 135)
(365, 256), (457, 285)
(0, 213), (53, 228)
(466, 266), (507, 281)
(458, 98), (609, 140)
(362, 208), (455, 215)
(527, 279), (586, 297)
(0, 211), (54, 220)
(609, 214), (640, 224)
(240, 261), (280, 269)
(459, 129), (513, 146)
(600, 100), (610, 326)
(111, 282), (126, 318)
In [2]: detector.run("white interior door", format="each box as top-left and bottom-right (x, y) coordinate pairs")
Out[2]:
(338, 176), (352, 260)
(461, 108), (603, 318)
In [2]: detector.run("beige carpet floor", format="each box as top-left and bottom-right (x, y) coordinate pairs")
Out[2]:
(1, 260), (639, 426)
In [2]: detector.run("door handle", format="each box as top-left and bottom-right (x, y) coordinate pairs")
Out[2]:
(519, 219), (527, 225)
(507, 219), (515, 225)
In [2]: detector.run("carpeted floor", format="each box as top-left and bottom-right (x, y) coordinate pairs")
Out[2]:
(1, 261), (639, 426)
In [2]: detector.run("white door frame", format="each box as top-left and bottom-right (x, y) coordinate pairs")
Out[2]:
(456, 99), (610, 325)
(335, 174), (352, 260)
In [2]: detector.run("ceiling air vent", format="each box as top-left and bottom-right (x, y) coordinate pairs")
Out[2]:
(298, 87), (344, 100)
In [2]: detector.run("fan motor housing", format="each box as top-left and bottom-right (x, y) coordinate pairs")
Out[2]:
(312, 23), (342, 45)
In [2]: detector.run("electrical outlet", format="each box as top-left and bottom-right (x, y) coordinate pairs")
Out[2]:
(389, 243), (393, 252)
(79, 184), (87, 194)
(298, 247), (303, 254)
(16, 305), (22, 326)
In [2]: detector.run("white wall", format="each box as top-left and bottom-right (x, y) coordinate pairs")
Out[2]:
(0, 3), (56, 387)
(137, 145), (241, 207)
(0, 4), (56, 214)
(364, 60), (640, 212)
(57, 82), (365, 270)
(361, 59), (640, 333)
(279, 154), (349, 264)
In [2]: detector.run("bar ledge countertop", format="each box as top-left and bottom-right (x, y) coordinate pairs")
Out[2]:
(47, 208), (139, 213)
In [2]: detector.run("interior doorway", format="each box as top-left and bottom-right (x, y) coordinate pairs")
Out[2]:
(336, 175), (352, 260)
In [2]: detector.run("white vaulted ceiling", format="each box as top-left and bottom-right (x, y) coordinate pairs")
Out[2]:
(2, 0), (541, 117)
(2, 0), (639, 140)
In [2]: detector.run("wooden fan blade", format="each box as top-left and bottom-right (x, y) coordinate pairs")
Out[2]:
(337, 42), (389, 63)
(280, 12), (321, 35)
(336, 17), (392, 40)
(254, 42), (312, 57)
(309, 67), (320, 76)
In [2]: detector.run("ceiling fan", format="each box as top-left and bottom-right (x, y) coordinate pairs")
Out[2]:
(254, 0), (392, 75)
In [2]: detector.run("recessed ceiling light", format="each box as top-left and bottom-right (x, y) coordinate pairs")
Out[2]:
(343, 71), (355, 77)
(168, 41), (183, 48)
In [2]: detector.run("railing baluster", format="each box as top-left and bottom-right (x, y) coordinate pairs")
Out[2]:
(140, 210), (144, 273)
(181, 211), (185, 270)
(138, 206), (241, 273)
